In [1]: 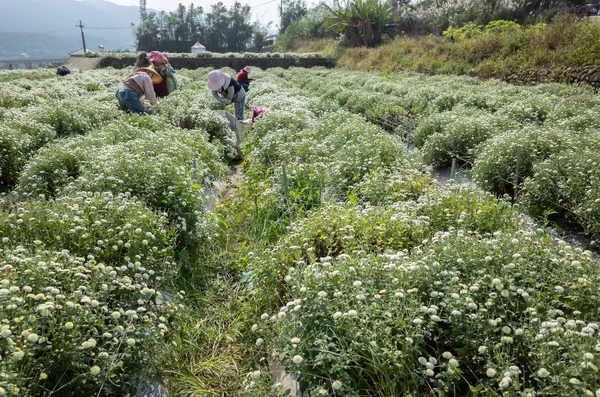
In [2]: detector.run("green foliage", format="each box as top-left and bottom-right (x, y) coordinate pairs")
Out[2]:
(485, 20), (521, 33)
(442, 23), (483, 40)
(326, 0), (395, 47)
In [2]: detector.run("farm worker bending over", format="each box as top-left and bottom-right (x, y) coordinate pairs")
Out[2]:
(207, 70), (246, 121)
(116, 66), (160, 115)
(56, 65), (71, 76)
(148, 51), (177, 97)
(236, 66), (252, 92)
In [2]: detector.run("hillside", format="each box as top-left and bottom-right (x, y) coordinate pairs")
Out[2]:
(0, 0), (140, 58)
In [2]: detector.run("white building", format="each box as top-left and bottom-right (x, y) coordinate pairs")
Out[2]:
(191, 41), (206, 53)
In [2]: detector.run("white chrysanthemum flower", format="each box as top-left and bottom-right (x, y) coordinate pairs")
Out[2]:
(252, 370), (261, 379)
(317, 291), (327, 298)
(346, 310), (358, 317)
(333, 311), (343, 320)
(255, 338), (264, 347)
(353, 280), (362, 287)
(291, 337), (300, 344)
(537, 368), (550, 378)
(292, 355), (303, 364)
(126, 338), (135, 346)
(332, 380), (342, 390)
(260, 313), (269, 321)
(442, 352), (453, 359)
(478, 345), (488, 354)
(91, 366), (101, 375)
(27, 333), (39, 343)
(486, 368), (497, 377)
(318, 388), (327, 395)
(448, 359), (459, 367)
(569, 378), (581, 385)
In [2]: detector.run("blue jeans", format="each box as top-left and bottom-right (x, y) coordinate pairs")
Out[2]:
(240, 82), (249, 92)
(234, 89), (246, 120)
(116, 87), (147, 115)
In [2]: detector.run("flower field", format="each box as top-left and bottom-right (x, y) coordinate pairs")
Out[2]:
(0, 66), (599, 396)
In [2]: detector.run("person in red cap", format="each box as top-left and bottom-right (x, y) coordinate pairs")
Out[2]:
(236, 66), (252, 92)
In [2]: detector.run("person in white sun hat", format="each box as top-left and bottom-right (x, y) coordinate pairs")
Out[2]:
(207, 69), (246, 120)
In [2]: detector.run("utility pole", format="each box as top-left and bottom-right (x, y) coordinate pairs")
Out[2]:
(76, 20), (87, 53)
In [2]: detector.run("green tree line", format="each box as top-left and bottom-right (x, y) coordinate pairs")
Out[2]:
(136, 1), (266, 52)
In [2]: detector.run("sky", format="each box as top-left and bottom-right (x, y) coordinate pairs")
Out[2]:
(106, 0), (281, 28)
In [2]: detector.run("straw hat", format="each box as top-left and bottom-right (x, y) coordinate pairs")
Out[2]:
(243, 66), (252, 73)
(136, 66), (162, 84)
(206, 70), (231, 91)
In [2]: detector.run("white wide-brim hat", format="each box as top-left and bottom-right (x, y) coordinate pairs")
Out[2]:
(243, 66), (252, 73)
(206, 70), (231, 91)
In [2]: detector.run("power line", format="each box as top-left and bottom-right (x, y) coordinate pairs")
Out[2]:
(249, 0), (278, 8)
(86, 26), (135, 30)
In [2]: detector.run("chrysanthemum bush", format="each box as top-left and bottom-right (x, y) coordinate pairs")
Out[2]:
(0, 111), (56, 188)
(471, 125), (581, 196)
(520, 140), (600, 241)
(247, 221), (600, 395)
(415, 107), (517, 167)
(16, 120), (228, 240)
(155, 86), (239, 162)
(247, 184), (523, 313)
(0, 192), (180, 395)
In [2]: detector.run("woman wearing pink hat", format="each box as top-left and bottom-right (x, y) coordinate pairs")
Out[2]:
(148, 51), (177, 97)
(236, 66), (252, 92)
(207, 70), (246, 120)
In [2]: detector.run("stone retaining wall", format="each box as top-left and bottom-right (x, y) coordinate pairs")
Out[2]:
(97, 56), (336, 70)
(505, 65), (600, 88)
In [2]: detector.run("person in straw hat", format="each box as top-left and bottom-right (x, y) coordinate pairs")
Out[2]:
(207, 69), (246, 121)
(236, 66), (252, 92)
(116, 65), (161, 115)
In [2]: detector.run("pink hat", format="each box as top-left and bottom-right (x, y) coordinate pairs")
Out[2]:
(148, 51), (168, 65)
(206, 70), (231, 91)
(243, 66), (252, 73)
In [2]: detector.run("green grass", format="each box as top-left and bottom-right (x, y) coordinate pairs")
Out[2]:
(296, 16), (600, 77)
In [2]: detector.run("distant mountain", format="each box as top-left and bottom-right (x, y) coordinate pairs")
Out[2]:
(0, 0), (142, 59)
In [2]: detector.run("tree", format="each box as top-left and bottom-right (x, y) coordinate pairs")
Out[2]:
(279, 0), (308, 32)
(326, 0), (395, 47)
(252, 21), (272, 51)
(226, 2), (253, 51)
(135, 1), (254, 52)
(137, 11), (160, 50)
(205, 2), (229, 51)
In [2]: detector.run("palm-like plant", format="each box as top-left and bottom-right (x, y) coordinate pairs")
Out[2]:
(326, 0), (396, 47)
